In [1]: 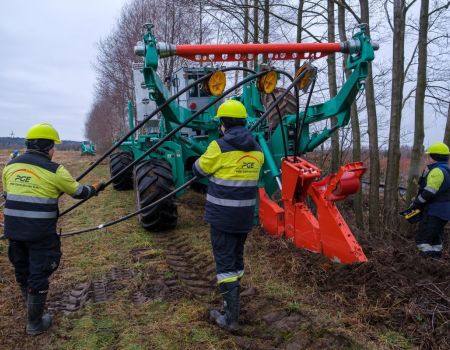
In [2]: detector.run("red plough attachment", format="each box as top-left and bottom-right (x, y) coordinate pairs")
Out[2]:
(259, 157), (367, 264)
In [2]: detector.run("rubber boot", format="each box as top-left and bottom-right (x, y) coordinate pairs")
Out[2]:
(20, 285), (28, 303)
(209, 281), (240, 332)
(26, 293), (53, 336)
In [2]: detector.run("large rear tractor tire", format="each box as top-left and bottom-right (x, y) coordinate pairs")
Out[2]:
(109, 151), (134, 191)
(261, 87), (297, 130)
(134, 159), (178, 232)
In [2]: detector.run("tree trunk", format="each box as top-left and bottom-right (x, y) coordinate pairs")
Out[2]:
(243, 0), (250, 77)
(253, 0), (259, 68)
(263, 0), (269, 44)
(384, 0), (406, 227)
(337, 1), (364, 228)
(327, 0), (340, 173)
(295, 1), (304, 72)
(405, 0), (429, 207)
(360, 0), (381, 234)
(444, 103), (450, 145)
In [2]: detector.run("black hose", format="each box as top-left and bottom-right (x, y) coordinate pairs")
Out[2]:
(295, 74), (317, 157)
(59, 177), (197, 237)
(270, 93), (288, 159)
(59, 69), (268, 217)
(249, 68), (309, 132)
(74, 72), (215, 182)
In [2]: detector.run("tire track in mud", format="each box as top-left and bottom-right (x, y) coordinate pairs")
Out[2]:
(46, 228), (361, 349)
(47, 267), (135, 313)
(150, 231), (360, 350)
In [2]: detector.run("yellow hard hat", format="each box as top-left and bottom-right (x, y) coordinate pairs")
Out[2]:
(426, 142), (450, 155)
(215, 100), (247, 119)
(26, 123), (61, 144)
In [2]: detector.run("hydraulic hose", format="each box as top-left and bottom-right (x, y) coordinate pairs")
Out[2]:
(59, 177), (197, 237)
(295, 74), (317, 158)
(74, 72), (215, 182)
(249, 68), (309, 132)
(271, 93), (288, 159)
(59, 69), (269, 217)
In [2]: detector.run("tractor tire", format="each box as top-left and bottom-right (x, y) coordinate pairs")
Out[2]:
(261, 87), (297, 130)
(134, 159), (178, 232)
(109, 151), (134, 191)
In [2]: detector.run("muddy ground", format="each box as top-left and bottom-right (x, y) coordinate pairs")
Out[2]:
(0, 151), (449, 349)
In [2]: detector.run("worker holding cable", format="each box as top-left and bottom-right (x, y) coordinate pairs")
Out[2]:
(1, 123), (105, 335)
(192, 100), (264, 332)
(405, 142), (450, 258)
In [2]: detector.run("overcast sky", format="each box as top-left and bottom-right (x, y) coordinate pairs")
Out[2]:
(0, 0), (124, 141)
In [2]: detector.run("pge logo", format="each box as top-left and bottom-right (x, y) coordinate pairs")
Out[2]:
(242, 162), (255, 169)
(15, 175), (32, 183)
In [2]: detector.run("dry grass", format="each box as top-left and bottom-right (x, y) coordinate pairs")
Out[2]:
(0, 151), (419, 349)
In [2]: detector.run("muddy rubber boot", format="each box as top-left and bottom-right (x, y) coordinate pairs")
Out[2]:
(209, 281), (240, 332)
(20, 285), (28, 303)
(26, 294), (53, 336)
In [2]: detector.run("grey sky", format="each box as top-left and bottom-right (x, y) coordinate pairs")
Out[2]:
(0, 0), (124, 141)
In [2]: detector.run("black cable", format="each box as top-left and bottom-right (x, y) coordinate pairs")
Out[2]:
(59, 69), (267, 217)
(296, 75), (317, 158)
(270, 93), (288, 159)
(249, 68), (309, 132)
(293, 85), (300, 161)
(59, 177), (197, 237)
(74, 72), (215, 182)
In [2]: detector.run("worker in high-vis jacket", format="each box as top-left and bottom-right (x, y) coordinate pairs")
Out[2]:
(192, 100), (264, 331)
(411, 142), (450, 258)
(2, 123), (105, 335)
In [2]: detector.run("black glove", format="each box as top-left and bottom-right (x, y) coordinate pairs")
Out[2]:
(411, 198), (425, 211)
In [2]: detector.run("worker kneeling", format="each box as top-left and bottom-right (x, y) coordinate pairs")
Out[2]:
(193, 100), (264, 331)
(2, 123), (105, 335)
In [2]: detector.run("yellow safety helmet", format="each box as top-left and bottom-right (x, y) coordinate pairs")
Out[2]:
(25, 123), (61, 144)
(426, 142), (450, 155)
(215, 100), (247, 119)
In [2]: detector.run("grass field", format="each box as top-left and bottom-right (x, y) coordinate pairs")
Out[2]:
(0, 150), (448, 349)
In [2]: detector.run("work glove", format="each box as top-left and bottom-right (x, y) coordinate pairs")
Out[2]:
(92, 182), (107, 195)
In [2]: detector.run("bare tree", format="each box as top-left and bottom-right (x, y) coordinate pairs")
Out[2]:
(405, 0), (429, 206)
(445, 103), (450, 145)
(384, 0), (409, 226)
(337, 0), (364, 228)
(328, 0), (340, 173)
(359, 0), (381, 234)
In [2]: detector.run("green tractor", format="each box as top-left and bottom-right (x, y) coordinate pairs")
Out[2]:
(109, 23), (378, 263)
(81, 141), (96, 156)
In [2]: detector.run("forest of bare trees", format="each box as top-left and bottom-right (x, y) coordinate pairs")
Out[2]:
(85, 0), (450, 233)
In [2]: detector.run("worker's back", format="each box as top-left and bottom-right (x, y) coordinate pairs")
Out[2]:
(195, 125), (264, 233)
(2, 151), (79, 240)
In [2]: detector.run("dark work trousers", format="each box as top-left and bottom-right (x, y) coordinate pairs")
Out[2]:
(8, 234), (61, 295)
(210, 226), (248, 284)
(416, 213), (447, 251)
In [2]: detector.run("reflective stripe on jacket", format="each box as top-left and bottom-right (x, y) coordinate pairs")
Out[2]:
(193, 126), (264, 233)
(2, 151), (94, 240)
